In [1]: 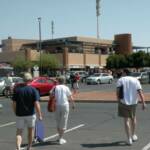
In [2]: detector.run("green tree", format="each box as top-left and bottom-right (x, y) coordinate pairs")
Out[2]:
(106, 51), (150, 70)
(37, 53), (60, 75)
(131, 51), (147, 69)
(145, 53), (150, 66)
(106, 54), (128, 69)
(11, 57), (33, 73)
(38, 53), (60, 69)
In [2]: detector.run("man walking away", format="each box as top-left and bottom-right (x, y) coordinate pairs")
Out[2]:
(12, 72), (42, 150)
(116, 69), (146, 146)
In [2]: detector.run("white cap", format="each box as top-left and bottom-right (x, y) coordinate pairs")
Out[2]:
(23, 72), (33, 82)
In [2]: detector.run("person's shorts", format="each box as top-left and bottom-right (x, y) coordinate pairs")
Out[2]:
(73, 82), (79, 89)
(55, 105), (69, 130)
(118, 103), (137, 118)
(16, 114), (36, 129)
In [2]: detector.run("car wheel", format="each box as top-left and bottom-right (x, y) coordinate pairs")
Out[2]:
(3, 89), (11, 97)
(97, 79), (101, 84)
(2, 89), (6, 96)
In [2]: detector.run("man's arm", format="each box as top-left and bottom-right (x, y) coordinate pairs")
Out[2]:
(68, 95), (75, 109)
(12, 101), (16, 114)
(116, 86), (123, 102)
(116, 87), (120, 102)
(34, 101), (43, 120)
(138, 89), (146, 110)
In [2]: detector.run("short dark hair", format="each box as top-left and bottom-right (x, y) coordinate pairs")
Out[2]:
(123, 69), (130, 75)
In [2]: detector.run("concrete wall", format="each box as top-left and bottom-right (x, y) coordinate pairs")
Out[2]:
(0, 51), (26, 62)
(2, 38), (37, 52)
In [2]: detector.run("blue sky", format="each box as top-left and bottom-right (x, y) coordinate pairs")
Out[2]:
(0, 0), (149, 46)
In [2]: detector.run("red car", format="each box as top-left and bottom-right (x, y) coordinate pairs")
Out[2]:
(27, 77), (57, 95)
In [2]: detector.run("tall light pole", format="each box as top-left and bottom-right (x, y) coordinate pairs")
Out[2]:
(38, 17), (42, 75)
(51, 20), (54, 39)
(96, 0), (101, 39)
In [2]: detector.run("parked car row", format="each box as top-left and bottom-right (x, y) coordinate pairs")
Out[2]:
(129, 71), (150, 84)
(65, 71), (89, 83)
(64, 70), (114, 85)
(86, 73), (114, 84)
(0, 76), (57, 96)
(2, 70), (148, 97)
(27, 77), (57, 95)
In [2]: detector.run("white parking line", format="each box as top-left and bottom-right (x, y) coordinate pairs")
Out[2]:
(20, 124), (85, 150)
(0, 122), (16, 128)
(44, 123), (85, 141)
(142, 142), (150, 150)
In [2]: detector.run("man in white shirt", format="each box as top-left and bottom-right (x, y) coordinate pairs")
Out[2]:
(116, 69), (146, 146)
(51, 76), (75, 145)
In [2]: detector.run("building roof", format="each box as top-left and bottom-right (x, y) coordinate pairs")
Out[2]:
(43, 36), (113, 45)
(133, 46), (150, 49)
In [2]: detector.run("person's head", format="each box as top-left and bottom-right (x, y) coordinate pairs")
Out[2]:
(6, 73), (10, 77)
(123, 69), (130, 76)
(57, 76), (65, 84)
(23, 72), (33, 82)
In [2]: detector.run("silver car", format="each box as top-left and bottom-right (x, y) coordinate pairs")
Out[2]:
(0, 77), (6, 95)
(0, 76), (23, 96)
(86, 73), (113, 84)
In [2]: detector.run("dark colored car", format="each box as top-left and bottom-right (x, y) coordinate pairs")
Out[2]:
(27, 77), (57, 95)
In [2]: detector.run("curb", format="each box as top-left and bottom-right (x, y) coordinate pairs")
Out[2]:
(40, 99), (150, 103)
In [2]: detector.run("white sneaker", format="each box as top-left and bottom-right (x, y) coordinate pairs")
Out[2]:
(127, 138), (133, 145)
(132, 134), (138, 142)
(59, 138), (67, 145)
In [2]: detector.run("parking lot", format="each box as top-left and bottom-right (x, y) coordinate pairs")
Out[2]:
(0, 82), (150, 150)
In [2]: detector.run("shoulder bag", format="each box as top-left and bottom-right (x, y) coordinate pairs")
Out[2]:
(47, 88), (56, 112)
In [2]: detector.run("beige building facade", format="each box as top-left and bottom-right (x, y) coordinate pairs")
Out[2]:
(0, 34), (133, 70)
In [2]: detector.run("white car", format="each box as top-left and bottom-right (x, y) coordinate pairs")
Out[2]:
(0, 76), (23, 96)
(130, 72), (149, 84)
(86, 73), (113, 84)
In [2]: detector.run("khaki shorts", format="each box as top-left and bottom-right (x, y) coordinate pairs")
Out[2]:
(118, 103), (137, 118)
(55, 105), (69, 130)
(16, 114), (36, 129)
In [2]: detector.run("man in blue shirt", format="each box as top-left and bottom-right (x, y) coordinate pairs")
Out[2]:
(12, 72), (42, 150)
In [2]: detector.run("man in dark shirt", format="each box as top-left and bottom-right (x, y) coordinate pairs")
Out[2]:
(12, 72), (42, 150)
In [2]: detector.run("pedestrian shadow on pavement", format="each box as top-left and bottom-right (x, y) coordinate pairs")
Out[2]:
(21, 140), (58, 149)
(32, 140), (58, 147)
(81, 141), (128, 148)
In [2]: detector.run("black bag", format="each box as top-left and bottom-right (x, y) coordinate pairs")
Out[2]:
(118, 85), (124, 99)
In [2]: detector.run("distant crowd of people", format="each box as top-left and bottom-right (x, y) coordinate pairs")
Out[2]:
(8, 68), (147, 149)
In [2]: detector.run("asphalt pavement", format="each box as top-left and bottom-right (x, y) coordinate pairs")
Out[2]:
(0, 99), (150, 150)
(0, 82), (150, 150)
